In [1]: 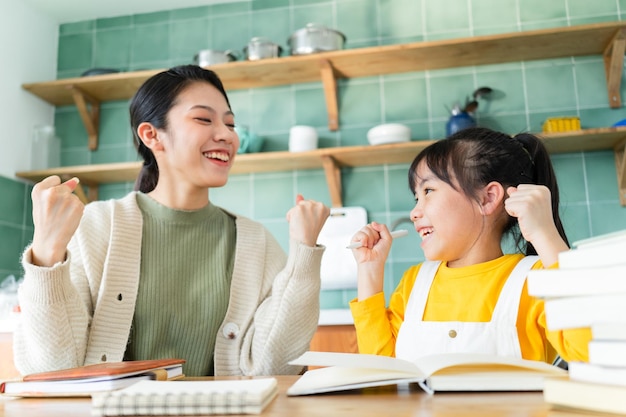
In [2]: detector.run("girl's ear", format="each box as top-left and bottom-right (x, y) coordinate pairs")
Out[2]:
(479, 181), (505, 215)
(137, 122), (164, 151)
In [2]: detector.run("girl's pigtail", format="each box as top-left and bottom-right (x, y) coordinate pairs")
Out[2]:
(514, 133), (570, 252)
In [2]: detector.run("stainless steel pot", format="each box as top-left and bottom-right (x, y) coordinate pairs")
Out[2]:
(244, 37), (282, 60)
(194, 49), (238, 67)
(287, 23), (346, 55)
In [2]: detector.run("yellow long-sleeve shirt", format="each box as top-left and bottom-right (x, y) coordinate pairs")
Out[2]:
(349, 254), (591, 363)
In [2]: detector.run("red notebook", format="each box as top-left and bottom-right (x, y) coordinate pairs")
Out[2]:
(1, 358), (185, 397)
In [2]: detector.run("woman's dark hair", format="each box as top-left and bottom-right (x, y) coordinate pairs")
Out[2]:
(408, 127), (569, 255)
(130, 65), (231, 192)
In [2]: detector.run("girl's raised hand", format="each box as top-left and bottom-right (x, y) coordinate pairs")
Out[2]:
(286, 194), (330, 247)
(349, 222), (393, 264)
(505, 184), (568, 265)
(350, 222), (393, 300)
(31, 176), (85, 267)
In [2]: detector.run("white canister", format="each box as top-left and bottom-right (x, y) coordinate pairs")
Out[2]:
(289, 125), (318, 152)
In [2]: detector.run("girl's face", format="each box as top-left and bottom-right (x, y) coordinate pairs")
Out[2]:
(156, 81), (239, 191)
(409, 161), (487, 267)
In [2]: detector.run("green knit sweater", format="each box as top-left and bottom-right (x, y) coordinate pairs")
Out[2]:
(124, 193), (236, 376)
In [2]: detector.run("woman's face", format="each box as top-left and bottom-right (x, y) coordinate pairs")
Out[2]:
(155, 81), (239, 191)
(409, 161), (485, 266)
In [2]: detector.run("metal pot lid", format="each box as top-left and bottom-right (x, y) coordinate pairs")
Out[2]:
(288, 23), (346, 42)
(248, 37), (278, 46)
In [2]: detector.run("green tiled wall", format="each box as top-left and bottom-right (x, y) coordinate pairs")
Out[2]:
(0, 176), (33, 280)
(3, 0), (626, 307)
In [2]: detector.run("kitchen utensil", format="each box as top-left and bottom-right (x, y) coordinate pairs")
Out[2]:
(346, 229), (409, 249)
(317, 207), (368, 290)
(289, 125), (318, 152)
(244, 37), (282, 60)
(367, 123), (411, 145)
(463, 87), (493, 113)
(287, 23), (346, 55)
(194, 49), (238, 67)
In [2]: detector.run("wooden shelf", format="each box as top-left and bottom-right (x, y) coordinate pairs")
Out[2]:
(21, 21), (626, 145)
(17, 22), (626, 206)
(15, 127), (626, 207)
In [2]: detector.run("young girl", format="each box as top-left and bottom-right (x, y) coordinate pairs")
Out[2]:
(349, 127), (590, 364)
(14, 65), (330, 377)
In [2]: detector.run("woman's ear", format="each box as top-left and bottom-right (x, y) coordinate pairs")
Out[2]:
(479, 181), (505, 215)
(137, 122), (164, 151)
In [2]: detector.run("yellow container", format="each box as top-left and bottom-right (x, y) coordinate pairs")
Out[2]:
(542, 117), (581, 133)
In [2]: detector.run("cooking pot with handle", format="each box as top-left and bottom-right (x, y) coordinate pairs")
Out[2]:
(287, 23), (346, 55)
(194, 49), (238, 67)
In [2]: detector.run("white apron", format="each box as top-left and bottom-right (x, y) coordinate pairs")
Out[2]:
(395, 256), (539, 363)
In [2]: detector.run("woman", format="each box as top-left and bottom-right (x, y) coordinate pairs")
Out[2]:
(14, 65), (330, 377)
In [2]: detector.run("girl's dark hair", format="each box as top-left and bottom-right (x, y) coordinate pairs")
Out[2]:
(130, 65), (231, 193)
(408, 127), (569, 255)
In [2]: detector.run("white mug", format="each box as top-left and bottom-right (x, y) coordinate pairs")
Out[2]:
(289, 125), (318, 152)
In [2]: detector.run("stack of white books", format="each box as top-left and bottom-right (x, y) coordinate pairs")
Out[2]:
(527, 229), (626, 415)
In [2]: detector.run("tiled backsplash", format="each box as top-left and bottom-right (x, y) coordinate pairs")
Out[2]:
(0, 176), (32, 279)
(3, 0), (626, 307)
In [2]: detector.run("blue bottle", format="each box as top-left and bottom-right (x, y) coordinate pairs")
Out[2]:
(446, 106), (476, 137)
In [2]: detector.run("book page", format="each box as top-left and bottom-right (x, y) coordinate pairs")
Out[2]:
(291, 351), (562, 379)
(290, 352), (424, 376)
(413, 353), (565, 378)
(286, 366), (424, 396)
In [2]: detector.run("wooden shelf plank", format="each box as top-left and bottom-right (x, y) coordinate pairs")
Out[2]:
(537, 127), (626, 153)
(22, 21), (626, 107)
(15, 127), (626, 186)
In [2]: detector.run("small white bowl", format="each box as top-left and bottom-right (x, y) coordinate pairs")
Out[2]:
(367, 123), (411, 145)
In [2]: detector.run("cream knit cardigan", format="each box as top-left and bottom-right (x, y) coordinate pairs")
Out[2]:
(14, 192), (324, 376)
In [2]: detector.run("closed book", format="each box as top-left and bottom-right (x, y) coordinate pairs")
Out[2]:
(91, 378), (278, 416)
(544, 377), (626, 415)
(557, 241), (626, 269)
(527, 263), (626, 298)
(286, 351), (565, 395)
(1, 358), (185, 397)
(589, 340), (626, 367)
(543, 294), (626, 330)
(572, 229), (626, 249)
(592, 322), (626, 341)
(569, 361), (626, 387)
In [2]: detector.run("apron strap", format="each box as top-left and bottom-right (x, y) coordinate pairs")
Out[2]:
(407, 261), (441, 320)
(491, 255), (540, 323)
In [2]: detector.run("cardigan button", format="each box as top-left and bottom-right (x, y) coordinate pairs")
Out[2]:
(448, 329), (457, 338)
(222, 322), (240, 339)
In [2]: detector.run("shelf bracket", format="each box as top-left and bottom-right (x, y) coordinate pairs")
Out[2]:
(321, 155), (342, 207)
(319, 59), (339, 131)
(69, 85), (101, 151)
(603, 28), (626, 109)
(615, 139), (626, 206)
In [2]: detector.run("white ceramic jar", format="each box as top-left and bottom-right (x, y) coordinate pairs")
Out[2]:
(289, 125), (318, 152)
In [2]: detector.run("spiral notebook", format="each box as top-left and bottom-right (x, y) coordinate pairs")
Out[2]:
(91, 378), (278, 416)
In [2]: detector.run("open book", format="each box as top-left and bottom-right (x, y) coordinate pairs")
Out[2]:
(287, 351), (566, 395)
(0, 358), (185, 397)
